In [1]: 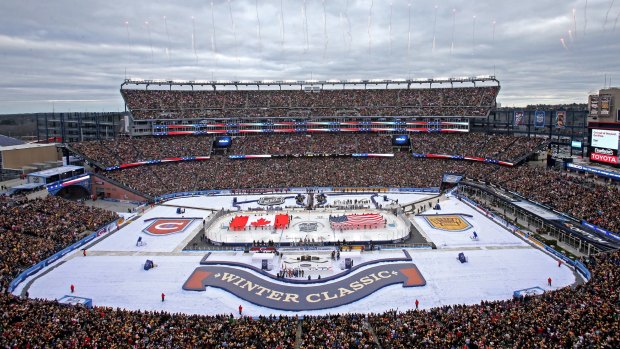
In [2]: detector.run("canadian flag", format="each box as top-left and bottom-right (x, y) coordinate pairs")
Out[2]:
(250, 217), (272, 227)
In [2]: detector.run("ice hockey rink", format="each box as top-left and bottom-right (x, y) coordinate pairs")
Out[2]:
(21, 192), (577, 317)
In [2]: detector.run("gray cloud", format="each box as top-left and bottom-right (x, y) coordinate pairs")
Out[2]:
(0, 0), (618, 113)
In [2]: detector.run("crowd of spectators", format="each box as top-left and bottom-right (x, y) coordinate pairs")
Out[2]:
(480, 164), (620, 232)
(228, 133), (392, 155)
(106, 153), (499, 197)
(368, 250), (620, 348)
(300, 314), (378, 348)
(1, 160), (619, 347)
(410, 133), (546, 162)
(70, 136), (213, 167)
(98, 143), (620, 234)
(70, 133), (545, 168)
(122, 86), (499, 120)
(0, 195), (117, 292)
(1, 243), (618, 347)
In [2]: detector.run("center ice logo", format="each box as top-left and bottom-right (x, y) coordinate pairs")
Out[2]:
(144, 218), (194, 235)
(424, 215), (472, 231)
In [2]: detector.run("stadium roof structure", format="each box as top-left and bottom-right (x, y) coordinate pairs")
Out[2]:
(0, 134), (25, 147)
(121, 76), (499, 89)
(28, 165), (83, 179)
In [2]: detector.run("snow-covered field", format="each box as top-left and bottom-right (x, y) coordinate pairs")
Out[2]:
(23, 193), (577, 316)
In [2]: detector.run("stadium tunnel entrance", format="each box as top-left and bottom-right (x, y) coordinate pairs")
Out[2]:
(55, 185), (91, 201)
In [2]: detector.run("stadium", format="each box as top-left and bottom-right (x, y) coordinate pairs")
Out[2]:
(3, 76), (620, 348)
(2, 1), (620, 348)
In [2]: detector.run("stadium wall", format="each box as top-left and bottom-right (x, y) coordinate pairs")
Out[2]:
(91, 174), (149, 202)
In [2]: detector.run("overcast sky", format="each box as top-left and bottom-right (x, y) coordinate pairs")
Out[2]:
(0, 0), (619, 114)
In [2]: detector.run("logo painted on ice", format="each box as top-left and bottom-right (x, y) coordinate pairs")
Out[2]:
(144, 219), (194, 235)
(257, 196), (286, 206)
(299, 222), (319, 232)
(424, 215), (472, 232)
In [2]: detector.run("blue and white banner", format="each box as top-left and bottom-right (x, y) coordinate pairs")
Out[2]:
(566, 163), (620, 181)
(581, 220), (620, 242)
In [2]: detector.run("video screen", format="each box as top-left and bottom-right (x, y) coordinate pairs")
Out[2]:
(215, 136), (232, 148)
(591, 129), (619, 150)
(392, 135), (410, 146)
(590, 129), (619, 165)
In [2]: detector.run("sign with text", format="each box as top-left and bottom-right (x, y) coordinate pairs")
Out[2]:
(183, 263), (425, 311)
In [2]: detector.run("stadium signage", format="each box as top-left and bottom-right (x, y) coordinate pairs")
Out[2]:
(257, 196), (286, 206)
(561, 221), (609, 245)
(594, 148), (615, 155)
(183, 263), (426, 311)
(590, 152), (618, 164)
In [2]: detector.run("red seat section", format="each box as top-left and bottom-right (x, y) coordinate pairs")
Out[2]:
(274, 214), (290, 229)
(230, 215), (249, 230)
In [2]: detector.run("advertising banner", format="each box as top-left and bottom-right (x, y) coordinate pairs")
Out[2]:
(555, 111), (566, 129)
(514, 111), (524, 126)
(534, 110), (545, 128)
(600, 96), (611, 116)
(589, 95), (599, 116)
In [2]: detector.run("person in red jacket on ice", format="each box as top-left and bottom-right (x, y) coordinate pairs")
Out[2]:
(161, 293), (165, 302)
(70, 284), (75, 293)
(238, 305), (243, 316)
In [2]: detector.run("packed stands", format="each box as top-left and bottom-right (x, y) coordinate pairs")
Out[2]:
(122, 86), (499, 120)
(105, 154), (500, 197)
(70, 133), (545, 168)
(0, 196), (117, 292)
(70, 136), (213, 167)
(1, 244), (617, 347)
(410, 133), (547, 162)
(228, 133), (392, 155)
(483, 164), (620, 233)
(368, 250), (620, 348)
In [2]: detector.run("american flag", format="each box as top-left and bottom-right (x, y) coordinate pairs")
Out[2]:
(329, 213), (384, 229)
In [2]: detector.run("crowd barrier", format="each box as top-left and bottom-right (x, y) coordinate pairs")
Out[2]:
(8, 218), (122, 293)
(454, 192), (591, 281)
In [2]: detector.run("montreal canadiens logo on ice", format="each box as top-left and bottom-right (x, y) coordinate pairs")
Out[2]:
(144, 218), (194, 235)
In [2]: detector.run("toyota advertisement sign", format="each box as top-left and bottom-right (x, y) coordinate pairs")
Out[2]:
(589, 129), (620, 165)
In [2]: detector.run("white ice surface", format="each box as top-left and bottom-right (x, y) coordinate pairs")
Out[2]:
(413, 199), (528, 248)
(89, 205), (205, 252)
(26, 196), (577, 316)
(27, 248), (575, 317)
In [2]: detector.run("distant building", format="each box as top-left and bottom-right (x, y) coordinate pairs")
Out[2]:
(588, 88), (619, 122)
(36, 112), (126, 143)
(0, 143), (61, 180)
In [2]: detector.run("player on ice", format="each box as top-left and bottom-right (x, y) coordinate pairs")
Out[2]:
(470, 231), (478, 240)
(136, 236), (146, 247)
